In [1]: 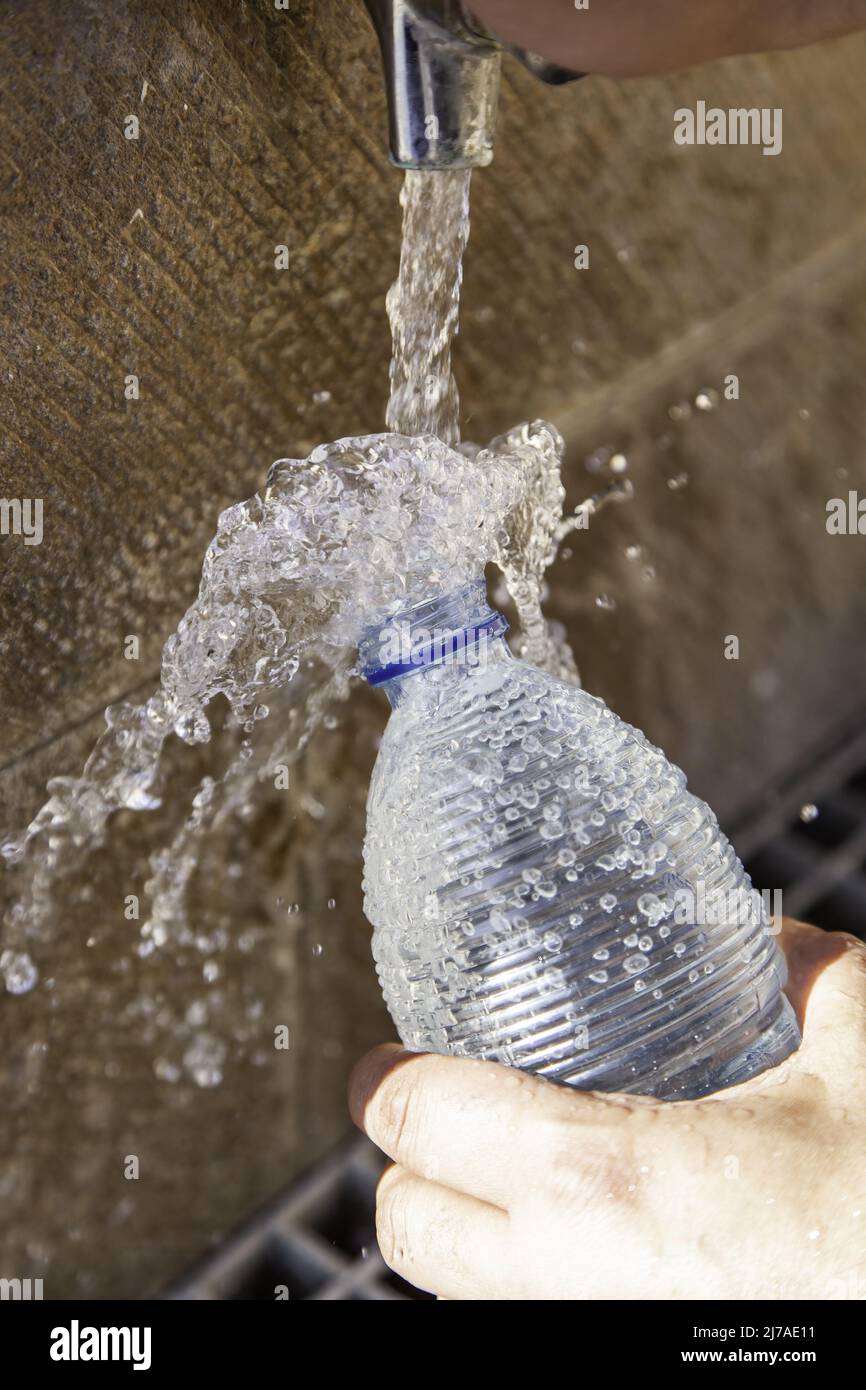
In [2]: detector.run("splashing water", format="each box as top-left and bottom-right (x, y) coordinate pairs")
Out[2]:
(1, 423), (578, 990)
(0, 173), (618, 1073)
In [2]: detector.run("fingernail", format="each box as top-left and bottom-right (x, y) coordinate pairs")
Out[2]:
(348, 1043), (407, 1129)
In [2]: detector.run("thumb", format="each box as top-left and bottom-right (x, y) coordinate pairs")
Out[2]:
(778, 916), (866, 1069)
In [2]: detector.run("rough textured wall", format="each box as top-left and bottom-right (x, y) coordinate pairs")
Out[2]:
(1, 0), (864, 1296)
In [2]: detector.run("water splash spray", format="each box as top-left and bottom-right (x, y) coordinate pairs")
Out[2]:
(1, 172), (621, 1053)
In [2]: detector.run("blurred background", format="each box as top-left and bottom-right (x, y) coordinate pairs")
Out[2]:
(1, 0), (865, 1298)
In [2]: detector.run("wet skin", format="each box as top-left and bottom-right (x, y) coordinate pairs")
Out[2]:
(350, 920), (866, 1299)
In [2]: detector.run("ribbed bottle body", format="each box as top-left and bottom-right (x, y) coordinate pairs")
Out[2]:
(363, 651), (799, 1099)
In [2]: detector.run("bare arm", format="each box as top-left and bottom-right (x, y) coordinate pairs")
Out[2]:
(470, 0), (866, 77)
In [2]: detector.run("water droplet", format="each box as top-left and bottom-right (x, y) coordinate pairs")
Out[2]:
(623, 953), (650, 975)
(1, 950), (38, 995)
(183, 1034), (226, 1088)
(154, 1058), (181, 1084)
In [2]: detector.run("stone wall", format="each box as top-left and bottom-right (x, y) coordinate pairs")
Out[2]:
(1, 0), (864, 1296)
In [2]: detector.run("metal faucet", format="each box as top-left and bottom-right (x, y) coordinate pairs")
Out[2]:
(363, 1), (581, 169)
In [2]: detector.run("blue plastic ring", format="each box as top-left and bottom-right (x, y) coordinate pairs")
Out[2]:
(364, 611), (509, 686)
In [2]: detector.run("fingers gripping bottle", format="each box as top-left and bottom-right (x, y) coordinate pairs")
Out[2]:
(360, 580), (799, 1099)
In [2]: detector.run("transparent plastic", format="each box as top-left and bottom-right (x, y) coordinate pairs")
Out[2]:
(361, 581), (800, 1099)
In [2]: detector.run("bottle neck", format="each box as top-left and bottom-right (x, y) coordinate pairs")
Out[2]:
(358, 580), (510, 707)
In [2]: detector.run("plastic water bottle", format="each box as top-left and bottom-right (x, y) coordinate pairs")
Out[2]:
(360, 580), (800, 1099)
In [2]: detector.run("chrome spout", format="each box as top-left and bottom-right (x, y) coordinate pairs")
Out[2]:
(363, 1), (582, 170)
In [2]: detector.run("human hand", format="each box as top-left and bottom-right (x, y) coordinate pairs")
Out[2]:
(349, 919), (866, 1299)
(470, 0), (866, 78)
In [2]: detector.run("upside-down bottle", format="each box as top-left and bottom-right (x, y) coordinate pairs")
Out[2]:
(360, 579), (799, 1099)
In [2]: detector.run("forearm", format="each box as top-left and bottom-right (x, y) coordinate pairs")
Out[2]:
(469, 0), (866, 77)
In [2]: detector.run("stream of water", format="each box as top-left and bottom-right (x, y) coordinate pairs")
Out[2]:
(385, 169), (471, 444)
(0, 173), (622, 1080)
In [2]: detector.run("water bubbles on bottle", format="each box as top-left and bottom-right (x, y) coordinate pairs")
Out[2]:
(638, 891), (663, 923)
(623, 953), (649, 975)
